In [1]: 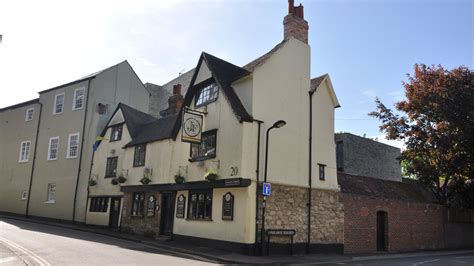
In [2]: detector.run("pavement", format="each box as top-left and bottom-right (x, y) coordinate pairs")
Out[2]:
(1, 213), (474, 265)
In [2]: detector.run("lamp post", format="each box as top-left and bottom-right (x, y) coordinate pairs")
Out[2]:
(260, 119), (286, 255)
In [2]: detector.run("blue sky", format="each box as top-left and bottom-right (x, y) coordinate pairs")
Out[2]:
(0, 0), (472, 146)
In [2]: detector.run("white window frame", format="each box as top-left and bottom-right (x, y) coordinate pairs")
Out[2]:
(47, 136), (60, 161)
(46, 183), (56, 203)
(53, 93), (65, 115)
(66, 133), (80, 159)
(18, 140), (31, 163)
(72, 87), (85, 111)
(25, 107), (34, 121)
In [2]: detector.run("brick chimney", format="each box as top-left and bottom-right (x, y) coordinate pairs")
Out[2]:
(283, 0), (309, 44)
(160, 84), (184, 117)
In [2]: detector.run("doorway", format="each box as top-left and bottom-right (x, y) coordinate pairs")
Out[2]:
(376, 211), (388, 251)
(109, 197), (122, 230)
(160, 192), (176, 236)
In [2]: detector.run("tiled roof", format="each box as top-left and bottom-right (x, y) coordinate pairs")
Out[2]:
(125, 114), (178, 147)
(338, 173), (438, 203)
(310, 74), (328, 91)
(119, 103), (157, 138)
(243, 40), (286, 72)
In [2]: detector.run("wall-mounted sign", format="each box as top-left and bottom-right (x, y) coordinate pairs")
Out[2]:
(181, 110), (203, 143)
(176, 194), (186, 218)
(147, 195), (156, 217)
(222, 192), (234, 221)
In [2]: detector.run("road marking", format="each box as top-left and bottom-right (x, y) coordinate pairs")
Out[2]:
(413, 258), (440, 266)
(456, 255), (474, 259)
(453, 260), (467, 264)
(0, 256), (18, 264)
(0, 236), (50, 266)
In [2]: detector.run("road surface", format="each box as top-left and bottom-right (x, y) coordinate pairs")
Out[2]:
(0, 218), (218, 265)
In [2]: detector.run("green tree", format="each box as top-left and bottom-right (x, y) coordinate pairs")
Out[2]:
(370, 64), (474, 207)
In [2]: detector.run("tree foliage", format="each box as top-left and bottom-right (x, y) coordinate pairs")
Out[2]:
(370, 64), (474, 208)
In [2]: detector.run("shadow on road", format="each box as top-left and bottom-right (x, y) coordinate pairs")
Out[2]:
(0, 217), (219, 264)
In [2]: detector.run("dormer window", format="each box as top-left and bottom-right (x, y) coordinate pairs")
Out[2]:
(195, 83), (218, 107)
(110, 124), (123, 142)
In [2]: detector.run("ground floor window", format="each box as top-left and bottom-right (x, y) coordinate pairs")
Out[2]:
(187, 190), (212, 220)
(131, 192), (145, 216)
(89, 197), (109, 212)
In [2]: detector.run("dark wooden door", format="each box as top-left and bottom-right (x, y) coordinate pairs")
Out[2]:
(376, 211), (387, 251)
(160, 193), (175, 236)
(109, 197), (121, 230)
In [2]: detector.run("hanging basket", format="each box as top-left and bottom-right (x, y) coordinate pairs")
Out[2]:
(140, 176), (151, 185)
(174, 175), (185, 184)
(111, 178), (119, 185)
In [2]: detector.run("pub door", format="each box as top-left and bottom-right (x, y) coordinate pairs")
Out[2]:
(109, 197), (122, 230)
(376, 211), (388, 251)
(160, 192), (176, 236)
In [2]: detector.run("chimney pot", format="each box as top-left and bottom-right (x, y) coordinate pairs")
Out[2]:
(283, 1), (309, 43)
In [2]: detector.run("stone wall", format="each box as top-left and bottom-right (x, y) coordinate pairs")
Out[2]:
(335, 133), (401, 182)
(341, 193), (445, 254)
(121, 191), (162, 238)
(263, 184), (344, 248)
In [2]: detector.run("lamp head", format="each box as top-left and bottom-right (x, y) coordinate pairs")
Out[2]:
(273, 120), (287, 128)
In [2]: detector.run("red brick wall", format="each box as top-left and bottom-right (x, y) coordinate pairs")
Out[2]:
(341, 193), (446, 254)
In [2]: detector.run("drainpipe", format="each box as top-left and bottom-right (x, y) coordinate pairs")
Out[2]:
(72, 79), (92, 223)
(307, 89), (315, 253)
(84, 149), (95, 225)
(25, 102), (43, 217)
(253, 119), (263, 255)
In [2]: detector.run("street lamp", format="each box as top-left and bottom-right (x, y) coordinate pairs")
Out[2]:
(261, 119), (286, 255)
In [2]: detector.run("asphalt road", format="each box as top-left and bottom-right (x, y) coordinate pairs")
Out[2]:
(0, 218), (218, 265)
(316, 253), (474, 266)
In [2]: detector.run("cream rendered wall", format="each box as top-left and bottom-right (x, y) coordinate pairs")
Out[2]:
(232, 76), (253, 115)
(251, 38), (338, 190)
(251, 38), (311, 188)
(311, 80), (339, 190)
(173, 183), (256, 244)
(29, 80), (89, 220)
(0, 102), (40, 215)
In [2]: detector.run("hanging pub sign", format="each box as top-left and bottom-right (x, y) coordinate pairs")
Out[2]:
(147, 195), (156, 217)
(176, 194), (186, 218)
(181, 110), (203, 143)
(222, 192), (234, 221)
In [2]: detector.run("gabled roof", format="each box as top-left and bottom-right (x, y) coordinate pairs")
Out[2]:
(119, 103), (157, 138)
(338, 173), (438, 203)
(172, 52), (253, 139)
(38, 60), (128, 94)
(243, 40), (286, 72)
(99, 103), (177, 148)
(0, 98), (39, 112)
(125, 114), (178, 147)
(310, 74), (341, 108)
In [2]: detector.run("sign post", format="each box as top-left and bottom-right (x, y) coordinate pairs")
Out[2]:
(262, 182), (271, 196)
(181, 110), (203, 143)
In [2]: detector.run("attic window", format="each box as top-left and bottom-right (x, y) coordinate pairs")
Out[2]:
(195, 83), (218, 107)
(110, 124), (123, 142)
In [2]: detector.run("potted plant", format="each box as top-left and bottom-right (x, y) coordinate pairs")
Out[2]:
(204, 168), (218, 181)
(174, 175), (185, 184)
(111, 178), (119, 185)
(117, 175), (127, 184)
(140, 176), (151, 185)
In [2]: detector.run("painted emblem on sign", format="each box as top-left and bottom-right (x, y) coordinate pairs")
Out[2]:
(184, 118), (201, 137)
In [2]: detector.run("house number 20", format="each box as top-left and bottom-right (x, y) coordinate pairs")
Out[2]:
(230, 167), (238, 176)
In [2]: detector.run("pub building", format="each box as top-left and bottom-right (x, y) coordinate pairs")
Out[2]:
(86, 1), (344, 255)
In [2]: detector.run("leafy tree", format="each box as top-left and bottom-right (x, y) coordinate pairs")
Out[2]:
(370, 64), (474, 208)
